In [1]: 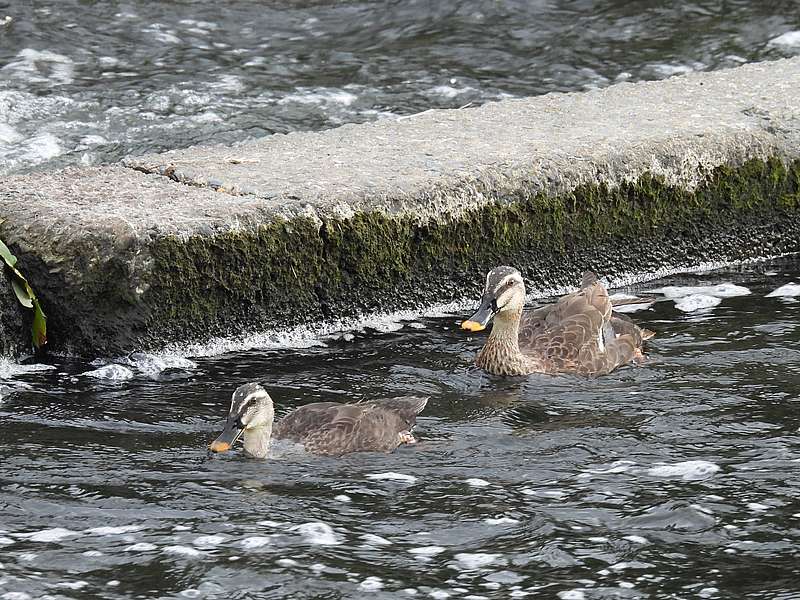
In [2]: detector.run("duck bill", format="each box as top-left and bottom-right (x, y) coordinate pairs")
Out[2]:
(461, 296), (497, 332)
(209, 419), (244, 453)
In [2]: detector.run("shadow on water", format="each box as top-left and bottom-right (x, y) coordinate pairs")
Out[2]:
(0, 259), (799, 597)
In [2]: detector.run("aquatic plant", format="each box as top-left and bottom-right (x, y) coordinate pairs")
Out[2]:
(0, 239), (47, 349)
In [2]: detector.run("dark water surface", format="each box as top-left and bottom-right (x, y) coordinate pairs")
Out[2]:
(1, 260), (800, 598)
(1, 1), (799, 174)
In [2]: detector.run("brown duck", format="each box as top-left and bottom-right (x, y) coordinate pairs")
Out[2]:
(461, 267), (654, 377)
(209, 383), (427, 458)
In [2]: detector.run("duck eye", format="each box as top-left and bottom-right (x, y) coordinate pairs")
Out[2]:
(507, 280), (515, 287)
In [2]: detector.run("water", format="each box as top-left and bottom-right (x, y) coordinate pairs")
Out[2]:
(1, 259), (799, 598)
(1, 1), (800, 175)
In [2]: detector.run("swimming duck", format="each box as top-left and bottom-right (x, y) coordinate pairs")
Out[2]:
(461, 267), (654, 377)
(209, 383), (427, 458)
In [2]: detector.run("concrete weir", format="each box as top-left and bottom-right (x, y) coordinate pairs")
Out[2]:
(1, 58), (800, 355)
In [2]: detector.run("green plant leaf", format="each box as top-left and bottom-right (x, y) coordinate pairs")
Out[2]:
(32, 299), (47, 349)
(10, 278), (33, 308)
(0, 239), (17, 267)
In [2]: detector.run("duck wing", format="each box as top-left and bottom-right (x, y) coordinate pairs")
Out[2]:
(274, 397), (427, 457)
(521, 272), (645, 374)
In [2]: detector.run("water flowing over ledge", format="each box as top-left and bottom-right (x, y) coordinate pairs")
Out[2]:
(1, 57), (799, 356)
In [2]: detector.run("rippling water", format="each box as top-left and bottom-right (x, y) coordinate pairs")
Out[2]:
(1, 0), (800, 174)
(1, 259), (799, 598)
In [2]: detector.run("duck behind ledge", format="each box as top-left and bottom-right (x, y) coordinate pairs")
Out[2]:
(461, 267), (654, 377)
(209, 383), (427, 458)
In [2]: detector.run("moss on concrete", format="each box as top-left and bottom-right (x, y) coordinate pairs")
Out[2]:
(141, 157), (800, 348)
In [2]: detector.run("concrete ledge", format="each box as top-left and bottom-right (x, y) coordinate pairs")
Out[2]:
(1, 58), (800, 355)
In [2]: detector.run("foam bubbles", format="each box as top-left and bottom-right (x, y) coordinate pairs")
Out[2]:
(465, 478), (490, 487)
(16, 527), (77, 542)
(290, 522), (341, 546)
(674, 294), (722, 312)
(81, 364), (135, 380)
(647, 460), (720, 481)
(240, 536), (272, 549)
(358, 576), (384, 591)
(124, 542), (157, 552)
(652, 283), (750, 299)
(453, 552), (500, 569)
(769, 31), (800, 48)
(84, 525), (144, 536)
(366, 472), (417, 483)
(766, 283), (800, 297)
(162, 545), (202, 557)
(409, 545), (445, 556)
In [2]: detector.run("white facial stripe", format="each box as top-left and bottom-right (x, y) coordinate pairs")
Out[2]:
(493, 274), (522, 294)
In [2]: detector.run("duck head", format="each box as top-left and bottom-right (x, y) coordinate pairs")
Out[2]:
(461, 266), (526, 332)
(209, 383), (275, 453)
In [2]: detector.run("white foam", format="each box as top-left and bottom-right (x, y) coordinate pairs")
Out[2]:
(674, 294), (722, 313)
(276, 558), (299, 567)
(484, 517), (520, 525)
(769, 31), (800, 48)
(193, 535), (226, 547)
(240, 536), (272, 549)
(358, 576), (384, 591)
(698, 588), (719, 598)
(81, 364), (135, 380)
(366, 472), (417, 483)
(23, 133), (61, 161)
(0, 123), (22, 144)
(647, 460), (720, 481)
(290, 522), (341, 546)
(57, 581), (88, 590)
(16, 527), (77, 542)
(162, 545), (202, 557)
(578, 460), (636, 477)
(747, 502), (770, 511)
(279, 88), (357, 106)
(0, 359), (56, 379)
(651, 283), (750, 299)
(122, 352), (197, 378)
(124, 542), (157, 552)
(257, 520), (283, 528)
(83, 550), (103, 557)
(1, 48), (74, 85)
(0, 537), (14, 546)
(361, 533), (392, 546)
(454, 552), (500, 569)
(623, 535), (649, 544)
(427, 85), (475, 99)
(84, 525), (143, 536)
(465, 478), (490, 487)
(334, 494), (352, 503)
(409, 545), (445, 556)
(429, 591), (450, 600)
(557, 591), (586, 600)
(766, 283), (800, 297)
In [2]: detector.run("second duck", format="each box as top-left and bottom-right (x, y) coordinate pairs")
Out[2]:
(461, 267), (654, 377)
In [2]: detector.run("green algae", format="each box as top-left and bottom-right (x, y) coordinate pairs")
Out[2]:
(145, 157), (800, 345)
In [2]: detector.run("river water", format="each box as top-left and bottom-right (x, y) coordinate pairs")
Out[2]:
(1, 0), (800, 175)
(1, 259), (800, 598)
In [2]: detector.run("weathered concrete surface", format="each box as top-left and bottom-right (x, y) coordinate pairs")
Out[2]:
(1, 58), (800, 355)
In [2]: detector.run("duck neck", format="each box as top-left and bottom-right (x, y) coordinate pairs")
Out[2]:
(477, 308), (530, 375)
(243, 423), (272, 459)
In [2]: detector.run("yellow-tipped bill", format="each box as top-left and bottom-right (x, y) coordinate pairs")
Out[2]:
(461, 320), (486, 332)
(209, 419), (244, 453)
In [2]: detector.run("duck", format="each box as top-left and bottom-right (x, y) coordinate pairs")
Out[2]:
(461, 267), (654, 377)
(209, 383), (428, 458)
